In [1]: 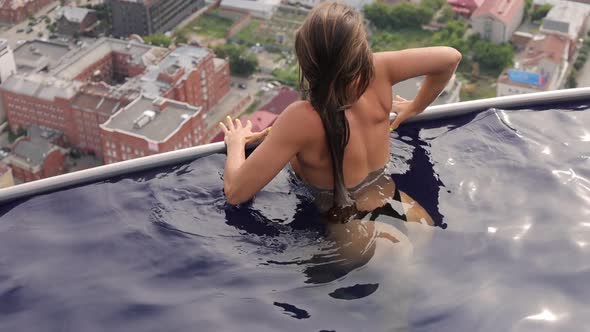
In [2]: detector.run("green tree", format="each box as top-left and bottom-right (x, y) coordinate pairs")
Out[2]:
(437, 5), (455, 24)
(364, 2), (435, 30)
(566, 70), (577, 88)
(531, 4), (552, 21)
(143, 34), (172, 48)
(472, 40), (514, 73)
(175, 33), (188, 45)
(432, 20), (467, 53)
(363, 3), (392, 30)
(214, 44), (258, 77)
(523, 0), (533, 19)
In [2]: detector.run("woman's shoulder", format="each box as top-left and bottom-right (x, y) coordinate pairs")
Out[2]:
(279, 100), (322, 127)
(271, 100), (323, 141)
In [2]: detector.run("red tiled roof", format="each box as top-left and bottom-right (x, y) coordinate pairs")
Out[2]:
(246, 110), (278, 132)
(258, 87), (299, 115)
(448, 0), (485, 11)
(210, 110), (278, 143)
(520, 34), (568, 66)
(472, 0), (524, 25)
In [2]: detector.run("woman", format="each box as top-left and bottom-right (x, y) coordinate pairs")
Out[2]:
(220, 1), (461, 224)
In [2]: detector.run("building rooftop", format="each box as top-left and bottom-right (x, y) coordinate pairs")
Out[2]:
(27, 125), (63, 144)
(51, 38), (168, 80)
(0, 0), (36, 10)
(120, 45), (211, 98)
(14, 40), (72, 74)
(497, 68), (551, 90)
(101, 96), (201, 142)
(516, 33), (569, 68)
(56, 6), (95, 23)
(541, 1), (590, 40)
(245, 110), (277, 132)
(12, 138), (54, 167)
(258, 87), (299, 115)
(72, 91), (123, 115)
(472, 0), (524, 25)
(2, 73), (81, 100)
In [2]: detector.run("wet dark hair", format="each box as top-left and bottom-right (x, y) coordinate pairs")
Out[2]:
(295, 2), (375, 213)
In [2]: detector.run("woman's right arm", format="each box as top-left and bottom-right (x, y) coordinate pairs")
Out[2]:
(374, 47), (462, 127)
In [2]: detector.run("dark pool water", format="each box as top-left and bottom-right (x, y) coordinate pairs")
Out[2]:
(1, 104), (590, 331)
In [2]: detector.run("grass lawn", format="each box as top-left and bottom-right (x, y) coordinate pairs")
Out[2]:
(272, 63), (299, 87)
(370, 28), (433, 52)
(233, 20), (276, 47)
(178, 10), (234, 39)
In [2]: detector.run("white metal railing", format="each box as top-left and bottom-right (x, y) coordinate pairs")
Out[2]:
(1, 87), (590, 204)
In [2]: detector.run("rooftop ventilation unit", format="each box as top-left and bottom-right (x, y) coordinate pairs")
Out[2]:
(133, 110), (156, 129)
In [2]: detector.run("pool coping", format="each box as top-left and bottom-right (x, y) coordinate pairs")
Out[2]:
(1, 87), (590, 204)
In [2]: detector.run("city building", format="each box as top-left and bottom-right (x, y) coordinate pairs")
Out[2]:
(471, 0), (525, 44)
(540, 1), (590, 56)
(0, 39), (16, 123)
(55, 6), (99, 36)
(0, 39), (16, 84)
(1, 37), (231, 159)
(100, 96), (204, 163)
(393, 74), (462, 106)
(497, 33), (569, 96)
(533, 0), (590, 8)
(215, 0), (280, 19)
(0, 0), (52, 24)
(447, 0), (484, 17)
(13, 40), (71, 74)
(110, 0), (205, 37)
(0, 162), (14, 188)
(7, 135), (66, 182)
(258, 86), (299, 115)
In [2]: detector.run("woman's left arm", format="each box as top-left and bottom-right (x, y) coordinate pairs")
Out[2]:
(220, 102), (309, 205)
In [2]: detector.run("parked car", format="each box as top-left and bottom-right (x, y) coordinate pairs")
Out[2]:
(26, 27), (33, 34)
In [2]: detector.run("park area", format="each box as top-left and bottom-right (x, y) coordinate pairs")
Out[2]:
(175, 9), (244, 46)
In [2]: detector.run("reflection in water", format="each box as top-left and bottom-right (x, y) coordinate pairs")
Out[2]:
(2, 105), (590, 331)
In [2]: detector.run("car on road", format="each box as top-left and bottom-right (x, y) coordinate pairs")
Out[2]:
(238, 83), (247, 89)
(0, 150), (8, 159)
(16, 28), (24, 33)
(26, 27), (33, 34)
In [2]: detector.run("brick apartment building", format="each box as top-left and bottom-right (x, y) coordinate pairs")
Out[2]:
(100, 96), (204, 163)
(55, 6), (99, 36)
(110, 0), (205, 37)
(0, 0), (53, 24)
(1, 37), (230, 159)
(8, 136), (65, 182)
(471, 0), (525, 44)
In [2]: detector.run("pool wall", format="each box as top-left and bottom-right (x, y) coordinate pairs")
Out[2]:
(1, 87), (590, 204)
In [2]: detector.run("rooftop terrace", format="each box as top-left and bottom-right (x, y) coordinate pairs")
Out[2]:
(101, 96), (201, 142)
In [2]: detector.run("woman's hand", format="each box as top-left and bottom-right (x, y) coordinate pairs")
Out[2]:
(219, 115), (270, 148)
(390, 95), (423, 131)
